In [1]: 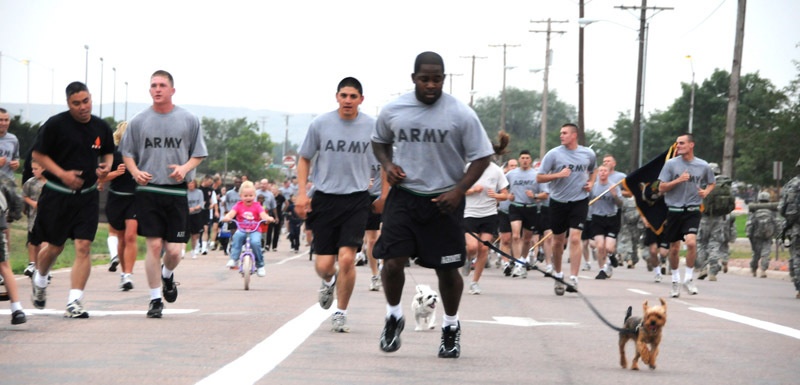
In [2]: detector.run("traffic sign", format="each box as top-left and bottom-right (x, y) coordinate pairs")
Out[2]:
(282, 155), (296, 168)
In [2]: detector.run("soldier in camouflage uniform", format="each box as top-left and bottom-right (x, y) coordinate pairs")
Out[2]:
(778, 157), (800, 299)
(746, 191), (777, 278)
(617, 195), (642, 268)
(697, 163), (735, 281)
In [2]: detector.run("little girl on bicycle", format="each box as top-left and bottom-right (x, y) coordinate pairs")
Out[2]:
(221, 181), (274, 277)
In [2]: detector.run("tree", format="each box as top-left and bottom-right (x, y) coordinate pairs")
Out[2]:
(473, 87), (577, 161)
(198, 117), (276, 181)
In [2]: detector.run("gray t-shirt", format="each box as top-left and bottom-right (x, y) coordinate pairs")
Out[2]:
(539, 145), (596, 202)
(589, 180), (621, 216)
(224, 189), (240, 212)
(187, 188), (204, 214)
(506, 167), (543, 205)
(658, 156), (715, 207)
(257, 189), (277, 211)
(372, 92), (494, 194)
(608, 170), (626, 185)
(120, 106), (208, 185)
(298, 110), (374, 194)
(367, 147), (383, 196)
(0, 132), (19, 180)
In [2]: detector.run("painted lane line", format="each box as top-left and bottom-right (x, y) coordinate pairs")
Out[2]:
(466, 316), (579, 327)
(627, 288), (652, 295)
(275, 251), (309, 265)
(196, 302), (331, 385)
(691, 307), (800, 340)
(0, 309), (198, 316)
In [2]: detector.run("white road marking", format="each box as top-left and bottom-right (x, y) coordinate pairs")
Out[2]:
(690, 307), (800, 340)
(627, 288), (652, 295)
(196, 302), (332, 385)
(0, 309), (198, 316)
(466, 316), (579, 327)
(275, 251), (310, 265)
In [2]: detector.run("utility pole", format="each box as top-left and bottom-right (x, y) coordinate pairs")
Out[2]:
(530, 18), (567, 157)
(616, 0), (672, 170)
(489, 43), (520, 133)
(460, 55), (487, 108)
(283, 114), (290, 160)
(446, 73), (463, 95)
(722, 0), (746, 178)
(578, 0), (586, 144)
(259, 116), (269, 134)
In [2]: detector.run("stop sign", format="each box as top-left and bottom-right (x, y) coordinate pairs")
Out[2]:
(283, 155), (296, 168)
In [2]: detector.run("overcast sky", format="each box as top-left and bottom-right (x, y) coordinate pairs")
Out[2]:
(1, 0), (797, 136)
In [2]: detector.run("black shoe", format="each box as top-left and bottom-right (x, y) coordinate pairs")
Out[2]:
(108, 256), (119, 272)
(11, 309), (26, 325)
(380, 315), (405, 353)
(147, 299), (163, 318)
(595, 270), (608, 280)
(161, 268), (178, 303)
(503, 263), (513, 276)
(438, 323), (461, 358)
(608, 254), (619, 268)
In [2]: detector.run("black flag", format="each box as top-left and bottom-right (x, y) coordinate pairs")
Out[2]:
(621, 144), (677, 235)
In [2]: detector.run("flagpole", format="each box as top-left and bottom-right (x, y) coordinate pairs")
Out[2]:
(588, 179), (625, 206)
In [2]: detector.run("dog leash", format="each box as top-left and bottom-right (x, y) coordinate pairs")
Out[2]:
(466, 231), (632, 334)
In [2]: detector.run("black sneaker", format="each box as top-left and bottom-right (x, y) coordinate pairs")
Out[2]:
(438, 323), (461, 358)
(380, 315), (405, 353)
(11, 309), (26, 325)
(608, 254), (619, 268)
(108, 256), (119, 272)
(161, 268), (178, 303)
(147, 299), (163, 318)
(503, 263), (513, 277)
(595, 270), (609, 280)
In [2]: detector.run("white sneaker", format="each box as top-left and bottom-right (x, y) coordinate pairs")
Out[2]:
(654, 272), (662, 283)
(670, 281), (681, 298)
(369, 275), (381, 291)
(545, 264), (554, 274)
(191, 249), (198, 259)
(257, 267), (266, 277)
(512, 264), (527, 278)
(606, 263), (613, 278)
(581, 262), (591, 271)
(683, 279), (698, 295)
(225, 259), (236, 268)
(468, 282), (482, 295)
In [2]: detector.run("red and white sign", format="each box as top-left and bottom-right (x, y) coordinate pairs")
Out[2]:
(282, 155), (296, 168)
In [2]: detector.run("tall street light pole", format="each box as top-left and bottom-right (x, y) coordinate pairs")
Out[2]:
(490, 43), (520, 133)
(84, 45), (89, 85)
(460, 55), (487, 108)
(531, 18), (567, 156)
(99, 57), (104, 118)
(686, 55), (695, 134)
(578, 0), (586, 144)
(446, 73), (462, 95)
(112, 67), (117, 121)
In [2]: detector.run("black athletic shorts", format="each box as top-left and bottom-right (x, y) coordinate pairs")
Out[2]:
(533, 206), (551, 235)
(135, 184), (189, 243)
(188, 212), (205, 234)
(365, 195), (382, 231)
(27, 230), (42, 247)
(373, 187), (466, 269)
(497, 210), (511, 233)
(106, 191), (136, 230)
(590, 214), (620, 239)
(306, 190), (370, 255)
(34, 186), (100, 246)
(508, 204), (537, 231)
(643, 227), (668, 249)
(549, 198), (589, 235)
(463, 215), (499, 237)
(662, 208), (701, 244)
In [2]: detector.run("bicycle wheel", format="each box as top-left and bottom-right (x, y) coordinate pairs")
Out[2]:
(242, 251), (253, 290)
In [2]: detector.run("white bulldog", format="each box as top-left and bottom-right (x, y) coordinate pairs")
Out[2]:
(411, 284), (439, 331)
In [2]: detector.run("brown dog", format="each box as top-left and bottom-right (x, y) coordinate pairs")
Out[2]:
(618, 298), (667, 370)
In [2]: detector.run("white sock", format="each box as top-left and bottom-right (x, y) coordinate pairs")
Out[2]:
(10, 301), (22, 312)
(162, 265), (173, 279)
(672, 269), (681, 282)
(323, 274), (336, 287)
(555, 272), (564, 279)
(386, 304), (403, 319)
(67, 289), (83, 304)
(107, 236), (119, 259)
(685, 267), (694, 281)
(335, 308), (347, 315)
(150, 288), (162, 301)
(33, 271), (49, 288)
(442, 314), (459, 328)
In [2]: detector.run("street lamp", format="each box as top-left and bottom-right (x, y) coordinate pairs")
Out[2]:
(501, 65), (516, 133)
(99, 57), (104, 118)
(84, 45), (89, 85)
(686, 55), (695, 134)
(112, 67), (116, 120)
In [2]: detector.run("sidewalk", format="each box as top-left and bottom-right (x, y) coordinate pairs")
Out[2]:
(726, 237), (792, 281)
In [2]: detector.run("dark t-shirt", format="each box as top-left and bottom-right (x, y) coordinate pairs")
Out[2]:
(109, 148), (136, 193)
(33, 111), (114, 189)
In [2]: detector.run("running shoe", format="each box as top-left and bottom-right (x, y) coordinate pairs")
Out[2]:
(23, 262), (36, 277)
(438, 323), (461, 358)
(380, 315), (405, 353)
(331, 312), (350, 333)
(64, 299), (89, 318)
(31, 284), (47, 309)
(147, 299), (163, 318)
(120, 275), (134, 291)
(608, 253), (619, 268)
(257, 267), (266, 277)
(108, 256), (119, 272)
(670, 281), (681, 298)
(11, 309), (26, 325)
(318, 273), (337, 310)
(468, 282), (481, 295)
(595, 270), (609, 280)
(369, 275), (381, 292)
(683, 279), (698, 295)
(161, 268), (178, 303)
(554, 276), (566, 296)
(503, 262), (513, 277)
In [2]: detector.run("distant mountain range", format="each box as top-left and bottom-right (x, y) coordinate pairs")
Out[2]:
(1, 102), (315, 145)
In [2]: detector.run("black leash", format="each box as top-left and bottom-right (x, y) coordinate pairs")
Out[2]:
(467, 231), (632, 334)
